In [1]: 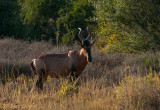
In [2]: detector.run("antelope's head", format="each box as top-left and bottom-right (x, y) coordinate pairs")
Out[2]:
(77, 28), (96, 62)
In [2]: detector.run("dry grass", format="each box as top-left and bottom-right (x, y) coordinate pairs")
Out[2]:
(0, 38), (160, 110)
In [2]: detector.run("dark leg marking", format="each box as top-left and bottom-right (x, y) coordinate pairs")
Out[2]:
(70, 64), (78, 81)
(36, 77), (43, 90)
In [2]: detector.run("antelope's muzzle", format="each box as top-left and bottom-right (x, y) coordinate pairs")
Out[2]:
(86, 48), (92, 62)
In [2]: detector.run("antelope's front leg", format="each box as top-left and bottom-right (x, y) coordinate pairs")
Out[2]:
(70, 70), (78, 82)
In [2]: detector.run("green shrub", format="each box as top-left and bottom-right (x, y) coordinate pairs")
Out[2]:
(142, 57), (160, 72)
(57, 79), (80, 96)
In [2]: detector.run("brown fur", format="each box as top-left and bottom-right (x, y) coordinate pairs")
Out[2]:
(31, 48), (89, 90)
(31, 28), (95, 90)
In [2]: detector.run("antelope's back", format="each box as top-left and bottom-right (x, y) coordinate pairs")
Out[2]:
(36, 52), (77, 77)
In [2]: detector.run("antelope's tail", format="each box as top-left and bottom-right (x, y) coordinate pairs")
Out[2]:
(30, 61), (37, 75)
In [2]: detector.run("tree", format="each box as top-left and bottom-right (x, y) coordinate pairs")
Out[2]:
(0, 0), (23, 38)
(95, 0), (160, 52)
(18, 0), (95, 44)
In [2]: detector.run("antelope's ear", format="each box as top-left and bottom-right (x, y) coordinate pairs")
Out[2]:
(90, 39), (96, 46)
(75, 40), (82, 47)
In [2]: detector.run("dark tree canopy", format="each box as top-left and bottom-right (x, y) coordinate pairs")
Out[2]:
(17, 0), (95, 44)
(0, 0), (160, 52)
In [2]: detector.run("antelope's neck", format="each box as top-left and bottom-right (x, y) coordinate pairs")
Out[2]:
(78, 48), (88, 63)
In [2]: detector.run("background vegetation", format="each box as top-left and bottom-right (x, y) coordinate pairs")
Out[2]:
(96, 0), (160, 52)
(1, 0), (160, 52)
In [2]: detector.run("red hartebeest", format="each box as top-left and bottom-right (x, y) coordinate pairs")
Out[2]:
(30, 28), (96, 90)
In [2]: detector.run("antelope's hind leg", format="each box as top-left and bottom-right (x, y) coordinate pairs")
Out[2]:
(36, 69), (48, 91)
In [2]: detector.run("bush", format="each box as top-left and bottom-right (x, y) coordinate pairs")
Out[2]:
(57, 79), (80, 96)
(142, 56), (160, 72)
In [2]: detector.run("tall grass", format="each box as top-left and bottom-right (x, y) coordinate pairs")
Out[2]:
(0, 38), (160, 109)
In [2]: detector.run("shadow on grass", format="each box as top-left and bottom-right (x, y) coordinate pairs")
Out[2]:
(0, 63), (32, 85)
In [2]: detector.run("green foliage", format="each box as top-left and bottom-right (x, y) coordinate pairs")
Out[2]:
(96, 0), (160, 52)
(1, 0), (160, 50)
(114, 72), (160, 109)
(0, 0), (94, 43)
(142, 57), (160, 72)
(0, 0), (23, 38)
(18, 0), (95, 44)
(56, 0), (95, 44)
(57, 79), (80, 96)
(0, 0), (42, 40)
(18, 0), (45, 25)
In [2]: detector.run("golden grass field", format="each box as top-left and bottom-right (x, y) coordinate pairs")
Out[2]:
(0, 38), (160, 110)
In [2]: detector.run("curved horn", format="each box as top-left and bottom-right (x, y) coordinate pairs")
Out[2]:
(86, 27), (91, 40)
(78, 28), (85, 41)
